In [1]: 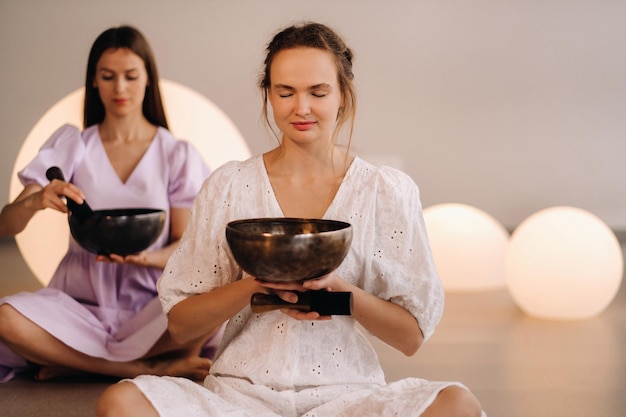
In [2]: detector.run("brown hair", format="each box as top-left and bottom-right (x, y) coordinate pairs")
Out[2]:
(83, 25), (168, 129)
(259, 22), (356, 146)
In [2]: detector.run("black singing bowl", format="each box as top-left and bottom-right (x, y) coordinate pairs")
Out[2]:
(225, 218), (353, 283)
(69, 208), (166, 256)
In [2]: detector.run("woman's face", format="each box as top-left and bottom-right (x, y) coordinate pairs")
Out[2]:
(268, 47), (343, 146)
(93, 47), (149, 119)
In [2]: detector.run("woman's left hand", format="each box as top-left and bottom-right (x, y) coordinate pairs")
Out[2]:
(255, 273), (343, 321)
(96, 251), (149, 266)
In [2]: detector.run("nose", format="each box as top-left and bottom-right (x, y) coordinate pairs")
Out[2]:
(294, 94), (310, 116)
(114, 77), (127, 93)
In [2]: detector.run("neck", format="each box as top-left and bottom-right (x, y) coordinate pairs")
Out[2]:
(264, 142), (351, 179)
(99, 115), (155, 142)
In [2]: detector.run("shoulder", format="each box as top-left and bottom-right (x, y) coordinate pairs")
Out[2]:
(18, 124), (89, 186)
(196, 156), (259, 199)
(37, 124), (91, 155)
(352, 157), (419, 196)
(350, 158), (423, 222)
(153, 127), (206, 165)
(43, 124), (84, 147)
(151, 127), (195, 152)
(58, 124), (81, 135)
(153, 127), (184, 151)
(211, 155), (260, 177)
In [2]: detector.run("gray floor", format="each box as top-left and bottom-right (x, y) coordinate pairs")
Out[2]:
(0, 237), (624, 416)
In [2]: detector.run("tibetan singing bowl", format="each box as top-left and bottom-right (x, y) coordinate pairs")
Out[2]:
(69, 208), (165, 256)
(225, 218), (353, 282)
(46, 166), (166, 256)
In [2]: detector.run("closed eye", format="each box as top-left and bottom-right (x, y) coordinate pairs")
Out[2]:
(311, 83), (331, 97)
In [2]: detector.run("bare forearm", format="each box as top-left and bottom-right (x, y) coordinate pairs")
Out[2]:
(319, 280), (424, 356)
(0, 198), (39, 237)
(0, 183), (71, 237)
(142, 240), (180, 269)
(167, 277), (265, 344)
(124, 207), (190, 269)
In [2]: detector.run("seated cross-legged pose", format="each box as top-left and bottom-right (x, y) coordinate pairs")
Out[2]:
(96, 21), (485, 417)
(0, 25), (222, 383)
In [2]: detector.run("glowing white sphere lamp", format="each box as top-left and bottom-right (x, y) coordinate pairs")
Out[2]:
(10, 80), (251, 286)
(423, 203), (510, 291)
(505, 206), (623, 320)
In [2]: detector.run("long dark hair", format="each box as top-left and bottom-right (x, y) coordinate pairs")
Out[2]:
(259, 22), (356, 145)
(83, 25), (168, 129)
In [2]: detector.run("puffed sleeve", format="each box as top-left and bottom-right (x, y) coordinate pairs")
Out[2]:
(17, 124), (85, 186)
(158, 161), (241, 314)
(166, 140), (211, 208)
(365, 167), (444, 341)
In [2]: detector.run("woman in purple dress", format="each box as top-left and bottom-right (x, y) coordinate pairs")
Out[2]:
(0, 26), (222, 382)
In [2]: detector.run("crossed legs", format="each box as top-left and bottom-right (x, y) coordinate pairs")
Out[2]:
(422, 386), (483, 417)
(0, 304), (214, 381)
(95, 378), (484, 417)
(97, 381), (158, 417)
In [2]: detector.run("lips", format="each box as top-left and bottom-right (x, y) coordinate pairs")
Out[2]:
(292, 121), (315, 131)
(113, 99), (128, 105)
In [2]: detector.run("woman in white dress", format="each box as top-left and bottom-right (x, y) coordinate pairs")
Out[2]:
(96, 22), (485, 417)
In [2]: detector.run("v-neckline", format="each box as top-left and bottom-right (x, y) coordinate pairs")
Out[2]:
(259, 155), (357, 219)
(97, 127), (159, 185)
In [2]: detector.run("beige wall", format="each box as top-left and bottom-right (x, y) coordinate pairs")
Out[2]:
(1, 0), (625, 230)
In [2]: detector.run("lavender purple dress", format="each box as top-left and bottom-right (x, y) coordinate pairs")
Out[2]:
(0, 124), (220, 382)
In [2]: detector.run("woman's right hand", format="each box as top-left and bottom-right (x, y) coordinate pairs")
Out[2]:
(255, 277), (335, 321)
(0, 181), (85, 237)
(42, 179), (86, 213)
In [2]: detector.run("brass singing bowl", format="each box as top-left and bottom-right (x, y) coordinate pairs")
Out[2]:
(225, 218), (353, 282)
(46, 166), (166, 257)
(69, 208), (165, 256)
